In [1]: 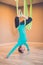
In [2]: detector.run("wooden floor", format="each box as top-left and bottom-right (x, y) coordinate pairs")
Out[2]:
(0, 42), (43, 65)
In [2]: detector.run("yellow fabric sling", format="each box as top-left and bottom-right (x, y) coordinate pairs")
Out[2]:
(16, 0), (33, 30)
(24, 0), (33, 30)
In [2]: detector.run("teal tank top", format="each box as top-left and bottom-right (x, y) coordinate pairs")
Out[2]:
(18, 24), (27, 42)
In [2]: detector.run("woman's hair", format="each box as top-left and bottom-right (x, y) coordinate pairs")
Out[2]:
(18, 46), (24, 53)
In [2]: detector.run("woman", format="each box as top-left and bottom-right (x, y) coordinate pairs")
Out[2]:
(6, 9), (32, 58)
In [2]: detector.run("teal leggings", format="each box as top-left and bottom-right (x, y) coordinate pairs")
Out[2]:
(7, 41), (30, 58)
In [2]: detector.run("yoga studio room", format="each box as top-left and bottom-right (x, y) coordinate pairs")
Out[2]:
(0, 0), (43, 65)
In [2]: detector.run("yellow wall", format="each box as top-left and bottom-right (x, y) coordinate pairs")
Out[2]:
(0, 3), (43, 43)
(27, 3), (43, 42)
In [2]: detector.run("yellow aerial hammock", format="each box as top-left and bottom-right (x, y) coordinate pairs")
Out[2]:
(16, 0), (33, 30)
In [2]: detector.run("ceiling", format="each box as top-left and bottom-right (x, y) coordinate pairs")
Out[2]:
(0, 0), (43, 7)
